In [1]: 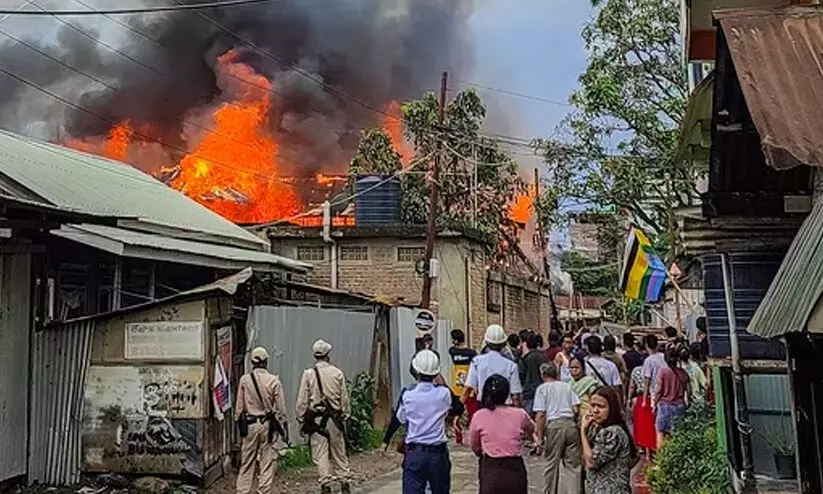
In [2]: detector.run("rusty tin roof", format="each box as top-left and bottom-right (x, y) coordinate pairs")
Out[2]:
(716, 6), (823, 169)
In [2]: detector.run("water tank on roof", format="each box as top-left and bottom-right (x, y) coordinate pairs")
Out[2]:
(354, 175), (400, 225)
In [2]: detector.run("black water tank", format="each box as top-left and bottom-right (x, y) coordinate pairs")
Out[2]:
(702, 252), (787, 360)
(354, 175), (400, 225)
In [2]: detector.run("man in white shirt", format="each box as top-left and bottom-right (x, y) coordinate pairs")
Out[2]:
(463, 324), (523, 407)
(534, 363), (581, 494)
(584, 335), (623, 404)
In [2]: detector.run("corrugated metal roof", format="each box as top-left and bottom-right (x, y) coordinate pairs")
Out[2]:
(747, 202), (823, 339)
(53, 224), (310, 272)
(54, 267), (253, 325)
(0, 130), (267, 250)
(716, 6), (823, 170)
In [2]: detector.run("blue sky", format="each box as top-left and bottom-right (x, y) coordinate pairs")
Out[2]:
(466, 0), (594, 247)
(466, 0), (594, 142)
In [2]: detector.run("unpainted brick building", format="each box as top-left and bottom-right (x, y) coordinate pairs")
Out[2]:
(261, 224), (552, 350)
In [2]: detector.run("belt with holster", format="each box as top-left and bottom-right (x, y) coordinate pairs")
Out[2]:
(245, 415), (267, 424)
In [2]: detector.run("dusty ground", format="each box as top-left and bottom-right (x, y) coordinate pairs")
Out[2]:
(206, 449), (403, 494)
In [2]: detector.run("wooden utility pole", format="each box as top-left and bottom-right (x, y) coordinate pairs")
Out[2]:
(533, 167), (561, 332)
(420, 71), (448, 309)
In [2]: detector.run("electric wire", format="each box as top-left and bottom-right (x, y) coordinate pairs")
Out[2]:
(257, 152), (433, 227)
(453, 79), (571, 107)
(0, 63), (331, 189)
(0, 0), (278, 15)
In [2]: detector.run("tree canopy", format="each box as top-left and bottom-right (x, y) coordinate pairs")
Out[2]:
(349, 89), (526, 250)
(535, 0), (693, 249)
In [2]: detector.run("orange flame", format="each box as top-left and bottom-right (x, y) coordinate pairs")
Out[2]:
(66, 50), (303, 225)
(66, 120), (133, 162)
(171, 50), (301, 223)
(383, 101), (413, 166)
(510, 184), (536, 224)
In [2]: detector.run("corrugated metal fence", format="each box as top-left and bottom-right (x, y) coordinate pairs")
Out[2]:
(746, 374), (793, 477)
(0, 253), (31, 483)
(28, 320), (95, 485)
(246, 306), (376, 439)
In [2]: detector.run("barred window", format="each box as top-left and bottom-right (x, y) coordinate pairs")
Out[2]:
(487, 279), (502, 313)
(340, 246), (369, 261)
(296, 245), (325, 261)
(397, 246), (425, 263)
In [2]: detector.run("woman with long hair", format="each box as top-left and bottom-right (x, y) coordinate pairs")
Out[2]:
(654, 343), (691, 449)
(469, 374), (534, 494)
(581, 386), (635, 494)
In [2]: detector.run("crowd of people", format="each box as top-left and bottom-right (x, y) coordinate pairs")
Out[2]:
(391, 321), (711, 494)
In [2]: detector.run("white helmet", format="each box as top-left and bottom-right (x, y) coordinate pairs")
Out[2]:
(411, 349), (440, 376)
(484, 324), (507, 345)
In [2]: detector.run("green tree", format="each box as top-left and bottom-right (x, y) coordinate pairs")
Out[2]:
(349, 89), (526, 248)
(348, 128), (402, 176)
(560, 250), (617, 297)
(536, 0), (694, 251)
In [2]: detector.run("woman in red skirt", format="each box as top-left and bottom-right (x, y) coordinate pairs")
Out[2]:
(628, 365), (656, 458)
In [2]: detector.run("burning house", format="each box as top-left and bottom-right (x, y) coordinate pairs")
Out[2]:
(0, 0), (476, 227)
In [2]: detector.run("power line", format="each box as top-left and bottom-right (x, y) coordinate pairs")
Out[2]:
(454, 79), (571, 107)
(51, 0), (548, 161)
(0, 0), (277, 15)
(5, 1), (351, 176)
(258, 153), (433, 227)
(0, 62), (330, 188)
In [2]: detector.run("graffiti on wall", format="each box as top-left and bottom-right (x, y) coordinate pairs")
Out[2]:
(83, 365), (204, 475)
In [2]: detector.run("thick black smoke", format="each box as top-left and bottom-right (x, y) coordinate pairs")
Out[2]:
(0, 0), (475, 176)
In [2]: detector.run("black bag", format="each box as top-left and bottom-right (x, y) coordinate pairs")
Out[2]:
(237, 412), (249, 438)
(300, 366), (340, 437)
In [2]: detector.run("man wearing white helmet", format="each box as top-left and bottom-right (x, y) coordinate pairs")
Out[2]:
(296, 339), (351, 494)
(396, 349), (462, 494)
(235, 347), (288, 494)
(463, 324), (523, 407)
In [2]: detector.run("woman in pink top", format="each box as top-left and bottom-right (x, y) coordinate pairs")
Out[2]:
(469, 374), (535, 494)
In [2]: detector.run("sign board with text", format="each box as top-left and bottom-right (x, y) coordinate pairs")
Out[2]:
(125, 321), (204, 361)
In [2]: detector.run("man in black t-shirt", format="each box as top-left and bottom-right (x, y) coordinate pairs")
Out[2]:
(518, 332), (549, 418)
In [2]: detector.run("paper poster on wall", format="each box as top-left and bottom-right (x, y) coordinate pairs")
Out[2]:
(213, 326), (232, 419)
(125, 321), (203, 360)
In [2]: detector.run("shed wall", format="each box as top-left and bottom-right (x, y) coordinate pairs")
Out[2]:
(28, 320), (95, 485)
(0, 253), (32, 483)
(246, 306), (375, 438)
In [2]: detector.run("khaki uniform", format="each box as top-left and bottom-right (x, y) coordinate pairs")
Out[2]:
(295, 361), (351, 487)
(235, 368), (288, 494)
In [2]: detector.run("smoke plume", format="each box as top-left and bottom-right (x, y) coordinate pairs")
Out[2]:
(0, 0), (476, 177)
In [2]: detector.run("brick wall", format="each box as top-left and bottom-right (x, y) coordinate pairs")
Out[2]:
(272, 237), (428, 304)
(271, 234), (552, 351)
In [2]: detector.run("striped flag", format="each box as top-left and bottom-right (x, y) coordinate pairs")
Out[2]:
(619, 226), (667, 302)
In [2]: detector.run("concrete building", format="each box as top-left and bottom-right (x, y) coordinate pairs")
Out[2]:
(262, 224), (552, 349)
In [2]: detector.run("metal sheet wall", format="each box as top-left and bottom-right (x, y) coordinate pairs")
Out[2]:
(28, 320), (94, 485)
(246, 306), (375, 438)
(0, 253), (31, 483)
(746, 374), (793, 477)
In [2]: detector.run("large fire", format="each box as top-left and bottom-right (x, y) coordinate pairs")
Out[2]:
(63, 50), (420, 226)
(171, 51), (301, 223)
(66, 50), (304, 224)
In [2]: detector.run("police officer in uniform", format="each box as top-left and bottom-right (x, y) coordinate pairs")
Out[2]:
(463, 324), (523, 407)
(235, 347), (288, 494)
(296, 339), (351, 494)
(397, 349), (462, 494)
